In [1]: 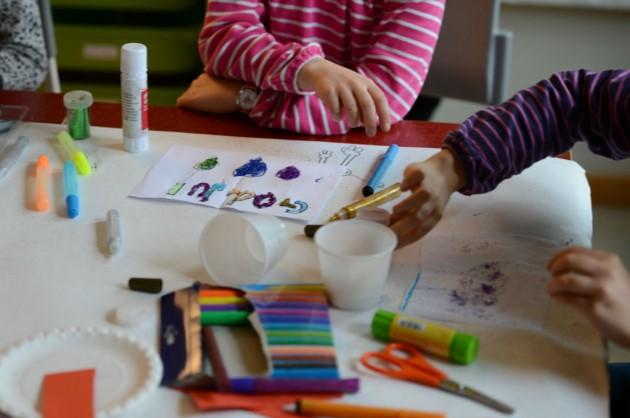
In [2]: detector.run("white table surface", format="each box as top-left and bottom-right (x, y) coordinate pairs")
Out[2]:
(0, 123), (607, 417)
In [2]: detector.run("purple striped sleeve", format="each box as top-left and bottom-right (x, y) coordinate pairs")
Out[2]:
(444, 69), (630, 195)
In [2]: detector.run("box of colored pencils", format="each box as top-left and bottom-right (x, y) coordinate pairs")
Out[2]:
(199, 287), (253, 326)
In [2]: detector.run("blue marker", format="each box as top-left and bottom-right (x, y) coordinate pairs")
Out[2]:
(63, 161), (79, 218)
(362, 144), (399, 197)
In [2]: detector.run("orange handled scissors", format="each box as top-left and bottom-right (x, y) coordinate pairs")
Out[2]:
(360, 343), (514, 414)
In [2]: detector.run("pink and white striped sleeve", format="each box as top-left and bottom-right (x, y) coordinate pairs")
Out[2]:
(356, 0), (445, 123)
(198, 0), (324, 93)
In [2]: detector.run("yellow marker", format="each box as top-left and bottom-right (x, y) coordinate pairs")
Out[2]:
(328, 182), (401, 222)
(34, 155), (50, 212)
(57, 131), (91, 175)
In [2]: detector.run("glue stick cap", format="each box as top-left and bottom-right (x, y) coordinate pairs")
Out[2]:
(449, 332), (479, 365)
(121, 43), (147, 75)
(371, 309), (395, 342)
(63, 90), (93, 110)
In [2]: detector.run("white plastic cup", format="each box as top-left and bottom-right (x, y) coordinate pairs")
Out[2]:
(199, 213), (288, 286)
(314, 219), (397, 311)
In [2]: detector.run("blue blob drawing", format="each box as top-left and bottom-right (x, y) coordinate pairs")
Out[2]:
(275, 166), (300, 180)
(233, 157), (267, 177)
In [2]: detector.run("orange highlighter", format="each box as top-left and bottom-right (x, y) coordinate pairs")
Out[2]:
(288, 398), (446, 418)
(34, 154), (50, 211)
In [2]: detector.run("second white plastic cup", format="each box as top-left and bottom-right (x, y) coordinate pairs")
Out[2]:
(314, 219), (397, 311)
(199, 212), (288, 287)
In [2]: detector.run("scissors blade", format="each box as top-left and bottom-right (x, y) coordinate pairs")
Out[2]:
(439, 379), (514, 414)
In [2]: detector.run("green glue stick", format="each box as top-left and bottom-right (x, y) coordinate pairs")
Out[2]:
(371, 309), (479, 365)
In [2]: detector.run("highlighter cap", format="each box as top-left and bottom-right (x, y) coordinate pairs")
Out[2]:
(66, 195), (79, 218)
(371, 309), (395, 342)
(449, 332), (479, 365)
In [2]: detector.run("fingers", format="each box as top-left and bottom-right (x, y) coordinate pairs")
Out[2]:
(320, 86), (341, 121)
(547, 247), (610, 277)
(392, 188), (430, 217)
(401, 165), (425, 192)
(354, 87), (378, 137)
(548, 272), (602, 296)
(390, 212), (439, 248)
(338, 86), (359, 127)
(368, 84), (391, 132)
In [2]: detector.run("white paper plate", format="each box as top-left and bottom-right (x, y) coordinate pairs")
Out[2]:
(0, 327), (162, 418)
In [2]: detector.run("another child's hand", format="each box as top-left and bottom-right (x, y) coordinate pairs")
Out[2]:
(297, 58), (391, 137)
(389, 148), (467, 248)
(176, 73), (243, 113)
(547, 247), (630, 348)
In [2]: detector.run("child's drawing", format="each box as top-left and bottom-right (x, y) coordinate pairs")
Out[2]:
(282, 199), (308, 214)
(167, 182), (185, 196)
(275, 166), (300, 180)
(234, 157), (267, 177)
(188, 182), (210, 198)
(318, 149), (333, 164)
(130, 145), (344, 222)
(340, 145), (363, 166)
(201, 182), (226, 202)
(405, 233), (562, 330)
(253, 192), (277, 208)
(226, 189), (255, 205)
(194, 156), (218, 170)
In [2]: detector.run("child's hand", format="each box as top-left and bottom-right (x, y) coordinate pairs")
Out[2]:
(297, 58), (391, 137)
(547, 247), (630, 348)
(176, 73), (243, 113)
(389, 148), (466, 248)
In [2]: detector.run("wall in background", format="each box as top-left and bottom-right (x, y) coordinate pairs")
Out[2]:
(431, 3), (630, 176)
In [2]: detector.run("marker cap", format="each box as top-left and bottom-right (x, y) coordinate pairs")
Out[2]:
(448, 332), (479, 365)
(66, 195), (79, 218)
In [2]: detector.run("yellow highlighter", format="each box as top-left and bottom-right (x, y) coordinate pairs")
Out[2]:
(287, 398), (446, 418)
(57, 131), (91, 175)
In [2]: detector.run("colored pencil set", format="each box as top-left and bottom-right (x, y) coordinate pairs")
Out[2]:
(242, 284), (340, 379)
(199, 288), (252, 326)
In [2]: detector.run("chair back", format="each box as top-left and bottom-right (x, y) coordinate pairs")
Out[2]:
(422, 0), (512, 105)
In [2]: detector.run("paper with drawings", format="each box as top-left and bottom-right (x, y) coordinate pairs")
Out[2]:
(129, 145), (344, 222)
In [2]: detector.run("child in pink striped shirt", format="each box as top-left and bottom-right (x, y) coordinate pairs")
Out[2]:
(177, 0), (445, 137)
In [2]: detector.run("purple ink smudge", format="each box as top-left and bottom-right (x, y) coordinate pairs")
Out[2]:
(481, 284), (496, 294)
(275, 165), (300, 180)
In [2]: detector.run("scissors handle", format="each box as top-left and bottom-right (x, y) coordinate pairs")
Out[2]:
(360, 351), (442, 388)
(383, 343), (448, 380)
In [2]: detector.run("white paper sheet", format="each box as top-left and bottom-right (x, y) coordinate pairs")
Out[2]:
(129, 145), (344, 222)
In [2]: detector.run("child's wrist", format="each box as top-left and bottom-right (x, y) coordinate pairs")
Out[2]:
(435, 148), (467, 193)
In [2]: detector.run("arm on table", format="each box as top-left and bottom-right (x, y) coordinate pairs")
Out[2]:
(179, 0), (443, 137)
